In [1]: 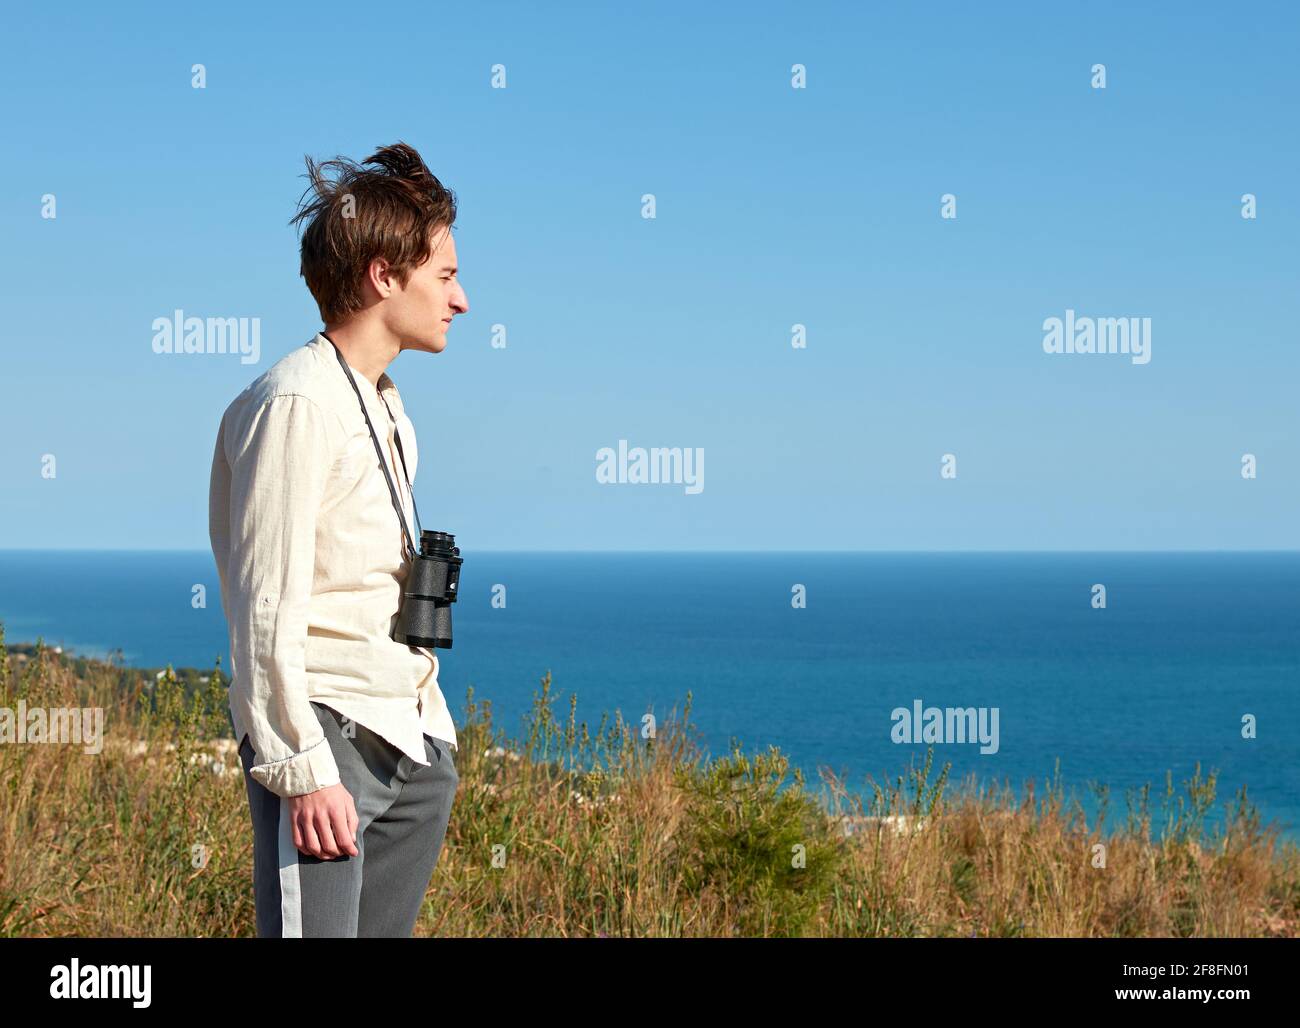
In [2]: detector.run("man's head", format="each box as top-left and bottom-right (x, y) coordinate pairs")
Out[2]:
(291, 141), (468, 353)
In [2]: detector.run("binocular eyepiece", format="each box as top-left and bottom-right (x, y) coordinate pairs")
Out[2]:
(393, 530), (463, 649)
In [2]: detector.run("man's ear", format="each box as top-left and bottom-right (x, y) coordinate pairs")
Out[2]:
(368, 257), (395, 299)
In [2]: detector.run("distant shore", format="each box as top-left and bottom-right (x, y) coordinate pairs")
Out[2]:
(3, 639), (223, 709)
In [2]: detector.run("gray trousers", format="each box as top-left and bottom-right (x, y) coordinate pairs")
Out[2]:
(238, 700), (458, 937)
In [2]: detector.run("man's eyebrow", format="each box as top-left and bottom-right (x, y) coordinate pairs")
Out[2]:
(441, 264), (457, 273)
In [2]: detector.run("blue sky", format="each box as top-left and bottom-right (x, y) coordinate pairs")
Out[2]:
(1, 1), (1296, 551)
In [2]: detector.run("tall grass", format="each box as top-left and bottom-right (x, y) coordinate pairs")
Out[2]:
(1, 623), (1296, 937)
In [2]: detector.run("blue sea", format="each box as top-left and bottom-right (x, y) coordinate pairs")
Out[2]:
(1, 550), (1297, 838)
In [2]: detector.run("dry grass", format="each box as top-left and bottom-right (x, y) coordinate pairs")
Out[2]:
(1, 624), (1296, 937)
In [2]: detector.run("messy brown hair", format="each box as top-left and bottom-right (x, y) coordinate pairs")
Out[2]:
(290, 141), (458, 324)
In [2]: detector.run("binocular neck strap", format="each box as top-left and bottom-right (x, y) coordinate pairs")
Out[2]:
(323, 333), (420, 561)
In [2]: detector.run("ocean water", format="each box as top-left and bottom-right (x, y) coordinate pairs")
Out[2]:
(1, 550), (1297, 837)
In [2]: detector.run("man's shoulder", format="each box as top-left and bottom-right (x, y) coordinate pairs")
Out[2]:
(222, 335), (352, 422)
(216, 335), (360, 458)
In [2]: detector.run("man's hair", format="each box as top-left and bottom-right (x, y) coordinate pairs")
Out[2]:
(290, 141), (457, 324)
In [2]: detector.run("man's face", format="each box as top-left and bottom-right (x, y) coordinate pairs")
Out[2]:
(388, 226), (468, 353)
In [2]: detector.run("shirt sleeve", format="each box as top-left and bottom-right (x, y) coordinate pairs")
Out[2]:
(223, 393), (341, 798)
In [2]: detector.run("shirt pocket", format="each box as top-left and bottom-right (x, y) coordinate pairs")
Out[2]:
(327, 432), (380, 514)
(333, 432), (374, 482)
(318, 435), (377, 584)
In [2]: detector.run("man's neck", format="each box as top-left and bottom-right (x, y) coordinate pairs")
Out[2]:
(321, 319), (400, 390)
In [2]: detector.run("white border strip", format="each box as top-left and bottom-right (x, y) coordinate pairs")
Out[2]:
(277, 800), (303, 937)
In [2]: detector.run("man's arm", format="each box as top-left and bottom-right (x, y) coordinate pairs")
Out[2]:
(222, 392), (358, 857)
(225, 392), (336, 793)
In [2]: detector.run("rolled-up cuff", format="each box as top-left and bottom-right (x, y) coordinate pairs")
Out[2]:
(248, 735), (341, 798)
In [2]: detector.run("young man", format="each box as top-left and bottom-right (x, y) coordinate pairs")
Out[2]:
(207, 141), (470, 937)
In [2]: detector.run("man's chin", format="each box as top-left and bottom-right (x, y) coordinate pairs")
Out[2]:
(405, 335), (448, 354)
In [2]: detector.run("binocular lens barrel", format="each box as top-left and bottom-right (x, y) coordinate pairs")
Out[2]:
(393, 530), (462, 649)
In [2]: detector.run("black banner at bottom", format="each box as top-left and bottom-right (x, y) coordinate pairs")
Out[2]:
(0, 937), (1288, 1013)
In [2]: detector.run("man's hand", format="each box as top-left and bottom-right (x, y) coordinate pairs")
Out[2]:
(287, 782), (360, 859)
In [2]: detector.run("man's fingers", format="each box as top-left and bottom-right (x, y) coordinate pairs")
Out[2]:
(314, 811), (341, 858)
(346, 793), (360, 842)
(334, 806), (359, 857)
(287, 788), (359, 859)
(297, 813), (323, 859)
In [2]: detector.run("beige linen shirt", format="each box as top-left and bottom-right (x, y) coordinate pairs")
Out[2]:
(208, 332), (457, 799)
